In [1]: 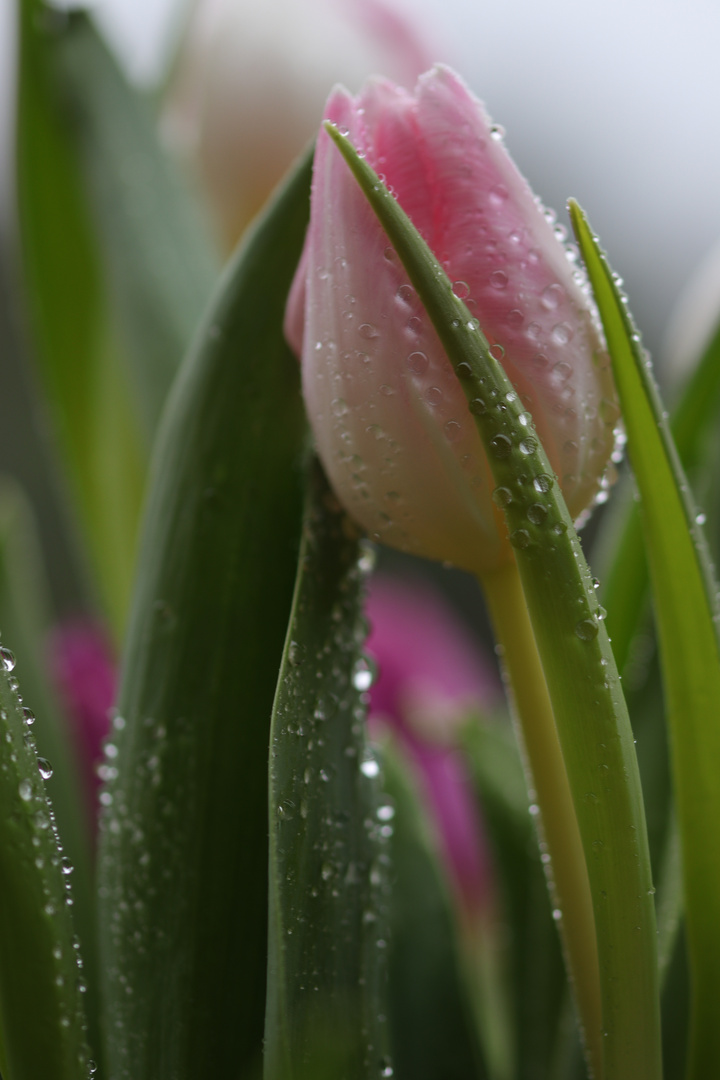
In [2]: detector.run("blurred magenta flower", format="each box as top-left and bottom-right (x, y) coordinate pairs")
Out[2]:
(47, 620), (116, 813)
(366, 574), (497, 915)
(166, 0), (435, 248)
(285, 65), (620, 575)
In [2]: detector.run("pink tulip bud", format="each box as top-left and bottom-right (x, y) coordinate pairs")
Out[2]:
(285, 65), (621, 575)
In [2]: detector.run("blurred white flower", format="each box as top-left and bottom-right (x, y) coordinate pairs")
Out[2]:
(165, 0), (437, 248)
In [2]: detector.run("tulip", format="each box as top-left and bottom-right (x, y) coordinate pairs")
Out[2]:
(285, 64), (619, 576)
(365, 573), (498, 915)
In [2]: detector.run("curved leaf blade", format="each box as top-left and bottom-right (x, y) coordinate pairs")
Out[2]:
(0, 648), (93, 1080)
(570, 199), (720, 1080)
(265, 462), (391, 1080)
(97, 149), (312, 1079)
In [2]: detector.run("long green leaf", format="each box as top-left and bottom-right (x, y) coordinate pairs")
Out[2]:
(55, 12), (219, 438)
(15, 0), (146, 631)
(325, 124), (661, 1080)
(265, 461), (391, 1080)
(0, 642), (93, 1079)
(570, 199), (720, 1080)
(97, 148), (312, 1079)
(0, 479), (101, 1070)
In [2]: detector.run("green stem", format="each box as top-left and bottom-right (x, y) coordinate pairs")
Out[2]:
(482, 559), (602, 1080)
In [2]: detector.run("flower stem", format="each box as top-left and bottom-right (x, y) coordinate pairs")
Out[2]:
(481, 559), (602, 1080)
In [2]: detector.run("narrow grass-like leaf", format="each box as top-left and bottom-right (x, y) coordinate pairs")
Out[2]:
(325, 124), (661, 1080)
(462, 719), (568, 1080)
(15, 0), (147, 631)
(570, 199), (720, 1080)
(0, 644), (93, 1079)
(265, 461), (391, 1080)
(55, 12), (219, 438)
(381, 737), (486, 1080)
(0, 480), (102, 1068)
(97, 148), (312, 1080)
(601, 315), (720, 675)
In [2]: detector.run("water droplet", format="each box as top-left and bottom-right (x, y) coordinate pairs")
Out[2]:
(61, 857), (73, 875)
(38, 758), (53, 780)
(380, 1062), (394, 1078)
(455, 361), (473, 379)
(575, 618), (599, 642)
(519, 438), (537, 455)
(407, 351), (428, 375)
(379, 383), (393, 396)
(331, 398), (348, 417)
(696, 512), (707, 526)
(490, 434), (512, 458)
(489, 270), (508, 290)
(18, 780), (32, 802)
(377, 805), (395, 822)
(552, 908), (562, 921)
(533, 474), (553, 494)
(396, 283), (413, 303)
(469, 398), (487, 415)
(541, 284), (564, 310)
(358, 323), (379, 340)
(452, 280), (470, 299)
(288, 641), (304, 666)
(490, 124), (506, 141)
(444, 420), (462, 442)
(511, 529), (531, 549)
(489, 343), (505, 360)
(492, 486), (513, 507)
(0, 647), (16, 672)
(22, 708), (36, 726)
(527, 503), (548, 525)
(361, 757), (380, 779)
(352, 657), (375, 691)
(551, 323), (572, 345)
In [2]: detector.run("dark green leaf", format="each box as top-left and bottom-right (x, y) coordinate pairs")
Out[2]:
(96, 148), (312, 1079)
(381, 736), (487, 1080)
(0, 479), (101, 1069)
(265, 461), (391, 1080)
(0, 643), (92, 1079)
(570, 200), (720, 1080)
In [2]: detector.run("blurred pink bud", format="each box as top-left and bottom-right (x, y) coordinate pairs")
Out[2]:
(286, 65), (620, 575)
(165, 0), (436, 249)
(366, 574), (497, 915)
(48, 620), (116, 810)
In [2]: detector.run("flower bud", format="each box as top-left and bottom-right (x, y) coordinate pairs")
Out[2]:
(285, 65), (619, 575)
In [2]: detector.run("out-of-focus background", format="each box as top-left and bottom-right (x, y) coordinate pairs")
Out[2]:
(21, 0), (720, 364)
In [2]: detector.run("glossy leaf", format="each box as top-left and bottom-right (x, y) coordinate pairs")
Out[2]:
(570, 199), (720, 1080)
(265, 461), (391, 1080)
(0, 642), (93, 1079)
(97, 148), (312, 1079)
(325, 124), (661, 1080)
(0, 480), (102, 1069)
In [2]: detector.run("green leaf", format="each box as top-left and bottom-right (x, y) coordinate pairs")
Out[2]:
(570, 199), (720, 1080)
(462, 719), (569, 1080)
(0, 644), (93, 1079)
(15, 0), (147, 632)
(600, 309), (720, 676)
(0, 479), (102, 1069)
(265, 461), (391, 1080)
(381, 736), (487, 1080)
(96, 147), (312, 1079)
(54, 11), (219, 438)
(325, 124), (661, 1080)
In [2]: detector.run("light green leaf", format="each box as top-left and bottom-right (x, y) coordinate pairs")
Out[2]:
(265, 461), (391, 1080)
(325, 124), (661, 1080)
(96, 148), (312, 1079)
(570, 199), (720, 1080)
